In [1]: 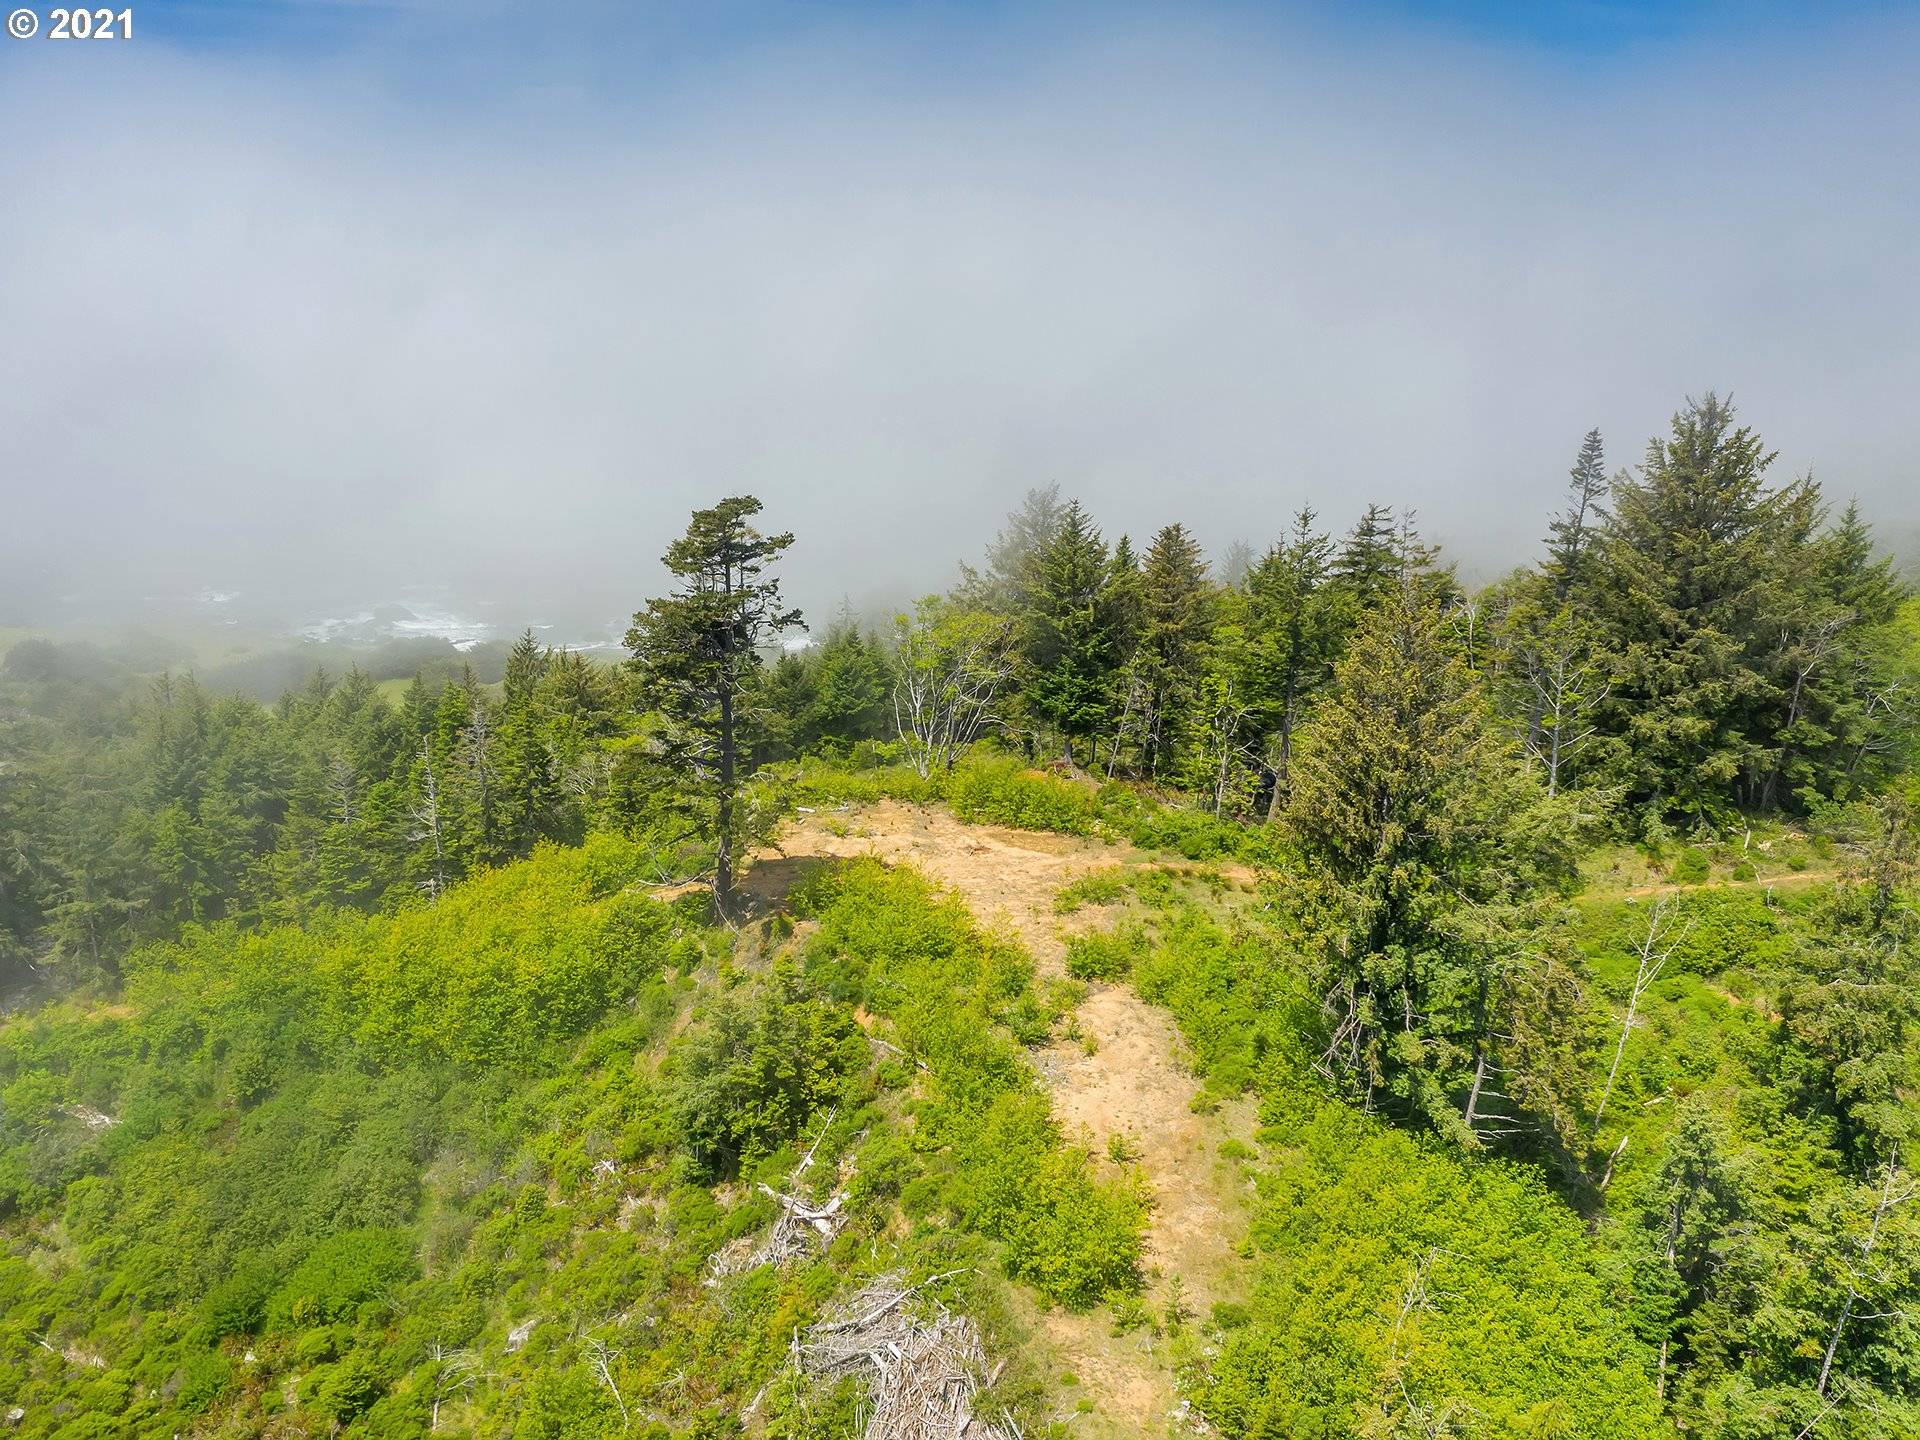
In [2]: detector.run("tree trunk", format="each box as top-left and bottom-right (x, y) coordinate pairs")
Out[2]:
(715, 687), (735, 915)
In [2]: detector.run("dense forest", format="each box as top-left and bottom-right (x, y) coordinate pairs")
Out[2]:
(1, 395), (1917, 1438)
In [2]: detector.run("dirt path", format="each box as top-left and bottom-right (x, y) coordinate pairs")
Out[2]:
(1619, 868), (1840, 899)
(758, 801), (1253, 1436)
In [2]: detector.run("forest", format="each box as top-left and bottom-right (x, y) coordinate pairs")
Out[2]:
(1, 394), (1917, 1439)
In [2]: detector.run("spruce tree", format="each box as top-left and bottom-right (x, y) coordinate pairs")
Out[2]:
(805, 618), (893, 750)
(495, 629), (558, 858)
(1287, 576), (1580, 1144)
(1245, 508), (1337, 817)
(626, 496), (802, 913)
(1587, 394), (1802, 821)
(1545, 428), (1611, 601)
(972, 484), (1066, 612)
(1332, 503), (1400, 617)
(1021, 499), (1116, 764)
(1133, 522), (1214, 776)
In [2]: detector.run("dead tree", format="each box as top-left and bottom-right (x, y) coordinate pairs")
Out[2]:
(583, 1334), (631, 1431)
(1596, 899), (1690, 1126)
(1817, 1151), (1915, 1399)
(1374, 1248), (1472, 1438)
(707, 1108), (850, 1279)
(425, 1340), (479, 1431)
(891, 604), (1017, 780)
(793, 1270), (1016, 1440)
(1516, 614), (1609, 797)
(410, 736), (449, 898)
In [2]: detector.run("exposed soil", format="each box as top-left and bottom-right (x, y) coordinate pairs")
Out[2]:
(1619, 868), (1840, 899)
(753, 800), (1255, 1436)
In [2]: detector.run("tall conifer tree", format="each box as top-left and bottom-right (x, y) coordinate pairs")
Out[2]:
(626, 496), (801, 913)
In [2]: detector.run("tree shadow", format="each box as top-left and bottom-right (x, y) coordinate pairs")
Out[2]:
(736, 855), (844, 919)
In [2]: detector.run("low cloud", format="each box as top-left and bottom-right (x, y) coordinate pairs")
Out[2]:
(3, 4), (1916, 634)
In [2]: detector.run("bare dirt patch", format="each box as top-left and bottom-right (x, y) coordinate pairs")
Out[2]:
(755, 801), (1255, 1436)
(1619, 868), (1839, 899)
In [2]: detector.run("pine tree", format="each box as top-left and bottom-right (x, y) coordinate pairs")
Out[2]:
(1587, 394), (1803, 821)
(1244, 508), (1337, 817)
(1132, 523), (1214, 777)
(1287, 577), (1580, 1144)
(1545, 429), (1611, 601)
(626, 496), (802, 913)
(1021, 500), (1117, 764)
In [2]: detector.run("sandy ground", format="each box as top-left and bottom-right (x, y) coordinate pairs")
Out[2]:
(1619, 868), (1839, 899)
(755, 800), (1255, 1435)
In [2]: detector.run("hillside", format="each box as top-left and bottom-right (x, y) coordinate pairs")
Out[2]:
(10, 761), (1908, 1436)
(2, 423), (1917, 1438)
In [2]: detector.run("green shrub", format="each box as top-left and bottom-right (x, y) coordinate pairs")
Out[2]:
(202, 1256), (277, 1336)
(1670, 847), (1711, 884)
(294, 1326), (341, 1365)
(948, 758), (1096, 834)
(268, 1229), (417, 1329)
(1053, 867), (1129, 914)
(667, 963), (865, 1179)
(175, 1350), (232, 1414)
(950, 1092), (1146, 1308)
(1210, 1300), (1251, 1330)
(1064, 928), (1144, 982)
(308, 1351), (385, 1423)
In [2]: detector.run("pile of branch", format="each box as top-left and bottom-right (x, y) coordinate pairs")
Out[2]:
(707, 1109), (850, 1281)
(796, 1271), (1019, 1440)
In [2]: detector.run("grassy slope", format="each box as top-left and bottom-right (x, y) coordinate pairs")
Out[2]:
(1, 751), (1901, 1438)
(0, 839), (1153, 1438)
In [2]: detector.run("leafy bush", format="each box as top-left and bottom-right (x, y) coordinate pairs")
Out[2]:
(948, 758), (1096, 834)
(797, 859), (1145, 1307)
(1131, 902), (1667, 1435)
(950, 1092), (1147, 1308)
(175, 1350), (233, 1414)
(203, 1256), (277, 1336)
(1063, 927), (1145, 982)
(667, 963), (865, 1179)
(1670, 846), (1711, 884)
(1053, 867), (1129, 913)
(268, 1228), (418, 1328)
(308, 1350), (386, 1423)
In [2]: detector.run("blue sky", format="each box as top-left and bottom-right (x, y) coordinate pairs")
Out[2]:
(97, 1), (1914, 59)
(3, 1), (1917, 625)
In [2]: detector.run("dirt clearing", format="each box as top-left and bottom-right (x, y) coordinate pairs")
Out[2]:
(757, 800), (1255, 1436)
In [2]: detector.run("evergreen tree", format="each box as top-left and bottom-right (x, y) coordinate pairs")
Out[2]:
(1020, 500), (1117, 764)
(1244, 508), (1338, 817)
(1331, 503), (1401, 617)
(1628, 1100), (1759, 1405)
(1132, 523), (1215, 777)
(969, 484), (1066, 612)
(1287, 577), (1581, 1144)
(804, 617), (892, 750)
(1545, 428), (1611, 601)
(1219, 539), (1256, 590)
(626, 496), (802, 913)
(1586, 394), (1805, 822)
(1099, 536), (1147, 773)
(494, 630), (560, 859)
